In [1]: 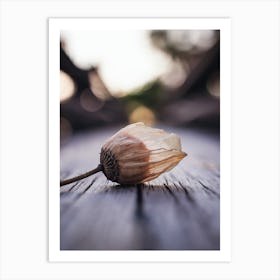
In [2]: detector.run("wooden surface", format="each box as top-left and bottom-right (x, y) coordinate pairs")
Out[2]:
(60, 125), (220, 250)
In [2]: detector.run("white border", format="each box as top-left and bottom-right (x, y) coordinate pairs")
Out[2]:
(49, 18), (231, 262)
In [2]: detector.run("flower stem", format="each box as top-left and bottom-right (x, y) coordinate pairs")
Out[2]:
(60, 164), (103, 187)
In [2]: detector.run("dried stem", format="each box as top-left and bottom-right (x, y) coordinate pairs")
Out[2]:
(60, 164), (103, 187)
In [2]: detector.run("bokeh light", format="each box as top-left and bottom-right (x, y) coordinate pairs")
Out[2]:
(80, 89), (104, 112)
(207, 71), (220, 98)
(60, 70), (75, 102)
(129, 105), (156, 126)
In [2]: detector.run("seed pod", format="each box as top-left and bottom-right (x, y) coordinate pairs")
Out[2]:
(100, 122), (187, 184)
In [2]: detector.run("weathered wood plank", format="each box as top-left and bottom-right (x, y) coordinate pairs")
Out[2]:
(60, 125), (220, 250)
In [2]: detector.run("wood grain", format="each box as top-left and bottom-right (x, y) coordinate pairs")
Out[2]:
(60, 125), (220, 250)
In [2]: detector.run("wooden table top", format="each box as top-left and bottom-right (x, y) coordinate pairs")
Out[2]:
(60, 125), (220, 250)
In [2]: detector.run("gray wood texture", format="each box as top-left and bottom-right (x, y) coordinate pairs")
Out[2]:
(60, 125), (220, 250)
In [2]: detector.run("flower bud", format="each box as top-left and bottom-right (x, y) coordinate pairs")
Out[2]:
(100, 122), (187, 184)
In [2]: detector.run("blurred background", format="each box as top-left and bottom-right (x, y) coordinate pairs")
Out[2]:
(60, 29), (220, 142)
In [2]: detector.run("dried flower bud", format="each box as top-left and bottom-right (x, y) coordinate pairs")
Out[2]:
(100, 122), (187, 184)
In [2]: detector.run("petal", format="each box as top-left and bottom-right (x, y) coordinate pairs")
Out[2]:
(143, 133), (182, 151)
(120, 123), (182, 152)
(118, 161), (149, 184)
(146, 149), (186, 178)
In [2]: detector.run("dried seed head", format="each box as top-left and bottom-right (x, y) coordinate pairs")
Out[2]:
(100, 122), (187, 184)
